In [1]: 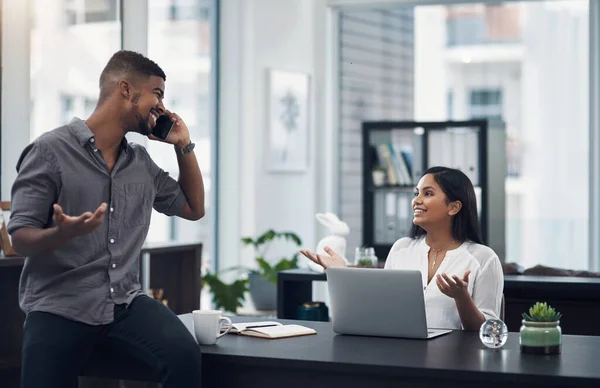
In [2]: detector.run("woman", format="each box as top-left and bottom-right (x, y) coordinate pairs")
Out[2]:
(300, 166), (503, 330)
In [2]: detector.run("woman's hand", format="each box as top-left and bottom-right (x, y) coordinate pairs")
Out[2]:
(436, 270), (471, 301)
(437, 270), (487, 330)
(299, 246), (347, 270)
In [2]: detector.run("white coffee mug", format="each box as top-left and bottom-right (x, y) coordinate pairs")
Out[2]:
(192, 309), (232, 345)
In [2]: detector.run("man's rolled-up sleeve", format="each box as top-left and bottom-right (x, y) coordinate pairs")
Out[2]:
(145, 151), (186, 217)
(7, 141), (61, 234)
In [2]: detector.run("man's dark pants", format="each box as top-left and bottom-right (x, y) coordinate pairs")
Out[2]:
(21, 295), (202, 388)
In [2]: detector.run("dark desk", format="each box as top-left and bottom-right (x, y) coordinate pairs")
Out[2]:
(0, 256), (24, 387)
(78, 315), (600, 387)
(179, 315), (600, 388)
(278, 269), (600, 335)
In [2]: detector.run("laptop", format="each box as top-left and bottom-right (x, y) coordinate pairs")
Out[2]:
(326, 267), (452, 339)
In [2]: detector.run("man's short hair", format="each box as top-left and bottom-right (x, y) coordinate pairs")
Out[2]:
(98, 50), (166, 101)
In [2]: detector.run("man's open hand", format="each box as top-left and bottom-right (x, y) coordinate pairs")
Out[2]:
(53, 203), (107, 238)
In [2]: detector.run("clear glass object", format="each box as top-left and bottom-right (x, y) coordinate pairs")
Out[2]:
(354, 247), (364, 265)
(355, 247), (377, 267)
(479, 318), (508, 349)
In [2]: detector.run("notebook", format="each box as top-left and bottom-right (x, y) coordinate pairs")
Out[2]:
(226, 321), (282, 334)
(223, 321), (316, 339)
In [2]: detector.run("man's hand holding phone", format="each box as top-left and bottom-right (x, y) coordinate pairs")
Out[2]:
(149, 110), (191, 149)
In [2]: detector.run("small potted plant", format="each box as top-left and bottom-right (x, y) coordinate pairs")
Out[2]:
(520, 302), (562, 355)
(201, 230), (301, 314)
(372, 167), (386, 187)
(353, 247), (378, 268)
(356, 258), (376, 268)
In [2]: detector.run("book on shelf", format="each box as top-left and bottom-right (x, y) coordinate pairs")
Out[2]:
(374, 142), (414, 186)
(376, 144), (400, 185)
(390, 143), (412, 185)
(223, 321), (317, 339)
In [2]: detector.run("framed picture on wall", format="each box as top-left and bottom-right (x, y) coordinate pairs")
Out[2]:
(266, 69), (310, 172)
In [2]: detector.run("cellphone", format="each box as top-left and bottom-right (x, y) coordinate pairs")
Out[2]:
(151, 115), (174, 140)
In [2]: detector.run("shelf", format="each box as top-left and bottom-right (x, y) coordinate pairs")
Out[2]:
(141, 243), (202, 315)
(140, 241), (202, 255)
(0, 257), (25, 268)
(362, 119), (507, 261)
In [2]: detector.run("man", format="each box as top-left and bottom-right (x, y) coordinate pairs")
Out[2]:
(8, 50), (204, 387)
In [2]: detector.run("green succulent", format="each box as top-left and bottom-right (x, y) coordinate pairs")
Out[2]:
(357, 258), (374, 267)
(522, 302), (562, 322)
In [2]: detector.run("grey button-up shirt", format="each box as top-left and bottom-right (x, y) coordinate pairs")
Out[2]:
(7, 118), (187, 325)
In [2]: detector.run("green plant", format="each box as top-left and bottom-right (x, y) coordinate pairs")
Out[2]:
(356, 258), (374, 267)
(201, 229), (303, 314)
(241, 229), (302, 284)
(201, 270), (248, 314)
(522, 302), (562, 322)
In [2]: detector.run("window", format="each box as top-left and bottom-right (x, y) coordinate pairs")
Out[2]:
(447, 90), (454, 119)
(60, 95), (75, 124)
(30, 0), (121, 140)
(437, 2), (589, 270)
(168, 0), (209, 21)
(446, 3), (521, 46)
(337, 1), (589, 270)
(60, 95), (98, 127)
(469, 89), (503, 120)
(84, 97), (98, 118)
(146, 1), (215, 266)
(64, 0), (119, 25)
(28, 0), (216, 259)
(4, 1), (217, 277)
(470, 89), (501, 106)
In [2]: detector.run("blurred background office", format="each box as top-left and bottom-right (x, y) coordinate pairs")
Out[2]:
(1, 0), (597, 304)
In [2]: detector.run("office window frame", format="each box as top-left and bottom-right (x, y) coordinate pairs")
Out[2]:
(325, 0), (600, 271)
(468, 88), (503, 120)
(0, 0), (220, 268)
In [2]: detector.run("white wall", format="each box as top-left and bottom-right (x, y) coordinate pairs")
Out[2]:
(219, 0), (329, 273)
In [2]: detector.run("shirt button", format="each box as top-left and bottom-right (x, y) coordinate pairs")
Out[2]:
(112, 264), (116, 269)
(110, 287), (114, 293)
(110, 207), (114, 212)
(90, 138), (95, 143)
(110, 238), (115, 244)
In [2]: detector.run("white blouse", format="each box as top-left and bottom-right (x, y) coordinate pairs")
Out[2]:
(384, 237), (504, 330)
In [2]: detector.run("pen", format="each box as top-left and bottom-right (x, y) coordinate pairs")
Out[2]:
(245, 324), (278, 329)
